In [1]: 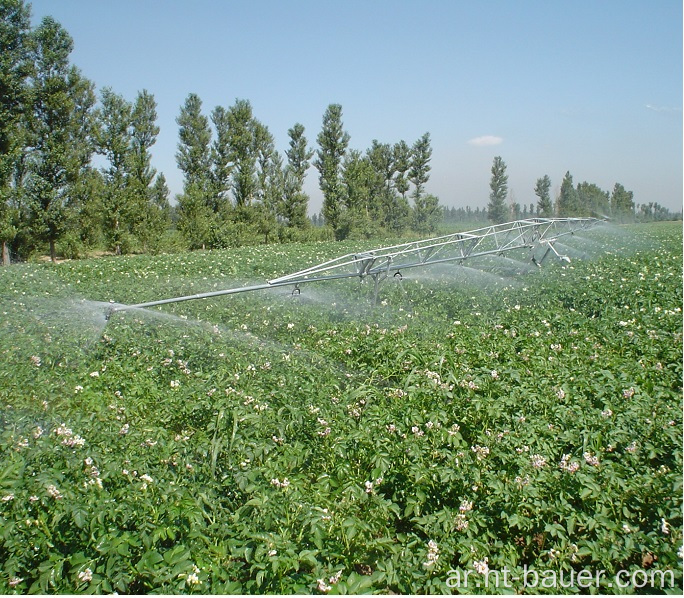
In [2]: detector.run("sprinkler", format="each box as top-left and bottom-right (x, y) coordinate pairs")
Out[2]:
(104, 217), (604, 319)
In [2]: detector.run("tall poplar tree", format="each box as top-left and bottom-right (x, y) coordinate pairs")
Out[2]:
(130, 90), (163, 251)
(610, 183), (634, 221)
(283, 123), (313, 229)
(534, 175), (553, 217)
(314, 104), (349, 237)
(226, 99), (258, 208)
(176, 93), (213, 249)
(0, 0), (32, 264)
(557, 171), (578, 217)
(210, 105), (232, 212)
(28, 16), (95, 261)
(487, 156), (508, 224)
(94, 87), (133, 254)
(408, 132), (431, 202)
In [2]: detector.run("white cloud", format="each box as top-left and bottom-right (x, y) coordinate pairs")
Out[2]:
(468, 135), (503, 146)
(645, 104), (680, 113)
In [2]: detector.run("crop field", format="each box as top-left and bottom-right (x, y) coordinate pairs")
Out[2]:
(0, 222), (682, 594)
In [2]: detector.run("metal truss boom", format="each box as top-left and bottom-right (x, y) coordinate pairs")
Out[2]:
(106, 217), (602, 317)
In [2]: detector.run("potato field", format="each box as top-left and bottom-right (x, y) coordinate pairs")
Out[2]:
(0, 222), (681, 594)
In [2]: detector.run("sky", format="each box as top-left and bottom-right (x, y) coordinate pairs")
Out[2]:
(27, 0), (683, 214)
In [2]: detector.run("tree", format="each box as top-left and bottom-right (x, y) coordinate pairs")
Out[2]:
(176, 93), (213, 249)
(210, 105), (232, 212)
(367, 140), (397, 228)
(534, 175), (553, 217)
(94, 87), (134, 254)
(226, 99), (258, 208)
(392, 140), (411, 201)
(487, 156), (508, 224)
(408, 132), (431, 202)
(0, 0), (33, 264)
(282, 123), (313, 229)
(557, 171), (578, 217)
(610, 183), (634, 222)
(412, 193), (441, 234)
(176, 93), (212, 190)
(27, 16), (95, 261)
(314, 104), (349, 237)
(576, 181), (609, 217)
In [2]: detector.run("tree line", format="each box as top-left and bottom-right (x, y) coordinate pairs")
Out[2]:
(0, 1), (442, 263)
(484, 156), (679, 225)
(1, 1), (678, 265)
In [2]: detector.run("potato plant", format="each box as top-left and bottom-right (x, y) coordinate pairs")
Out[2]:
(0, 223), (681, 593)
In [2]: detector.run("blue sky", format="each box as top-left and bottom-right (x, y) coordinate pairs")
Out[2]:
(28, 0), (682, 213)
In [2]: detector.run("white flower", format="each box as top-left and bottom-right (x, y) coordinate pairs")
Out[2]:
(601, 408), (613, 418)
(2, 493), (14, 502)
(46, 484), (62, 499)
(365, 481), (374, 494)
(78, 568), (93, 583)
(530, 454), (547, 468)
(661, 518), (670, 535)
(455, 513), (469, 531)
(459, 499), (473, 512)
(186, 572), (201, 585)
(329, 570), (343, 584)
(30, 355), (41, 367)
(490, 370), (499, 379)
(471, 445), (490, 460)
(583, 451), (600, 467)
(170, 380), (180, 388)
(317, 578), (332, 592)
(473, 557), (489, 575)
(8, 577), (24, 587)
(423, 540), (440, 568)
(268, 549), (277, 557)
(119, 423), (129, 435)
(89, 371), (99, 378)
(559, 454), (580, 474)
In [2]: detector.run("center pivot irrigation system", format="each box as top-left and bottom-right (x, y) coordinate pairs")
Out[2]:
(105, 217), (604, 319)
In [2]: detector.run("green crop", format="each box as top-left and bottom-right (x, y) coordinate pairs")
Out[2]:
(0, 223), (681, 593)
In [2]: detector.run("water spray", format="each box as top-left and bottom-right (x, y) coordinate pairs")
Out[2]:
(105, 217), (604, 320)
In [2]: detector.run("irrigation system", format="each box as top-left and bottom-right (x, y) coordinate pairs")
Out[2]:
(105, 217), (604, 319)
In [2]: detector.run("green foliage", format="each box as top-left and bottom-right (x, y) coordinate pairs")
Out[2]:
(535, 175), (553, 217)
(557, 171), (579, 217)
(27, 16), (96, 261)
(315, 104), (350, 236)
(408, 132), (431, 203)
(283, 123), (314, 229)
(611, 183), (635, 222)
(488, 156), (508, 223)
(0, 223), (681, 593)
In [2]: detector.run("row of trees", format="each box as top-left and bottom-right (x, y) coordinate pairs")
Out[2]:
(0, 1), (171, 263)
(1, 2), (678, 264)
(0, 0), (442, 263)
(485, 156), (679, 224)
(173, 98), (441, 249)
